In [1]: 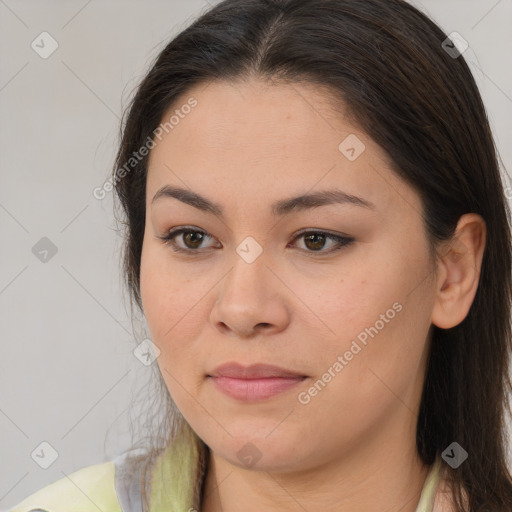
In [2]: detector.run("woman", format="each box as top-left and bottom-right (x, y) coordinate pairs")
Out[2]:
(10, 0), (512, 511)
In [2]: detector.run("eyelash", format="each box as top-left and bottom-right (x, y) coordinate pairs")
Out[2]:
(157, 227), (354, 256)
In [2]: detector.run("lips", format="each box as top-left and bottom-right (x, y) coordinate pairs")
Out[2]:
(208, 362), (306, 379)
(207, 362), (307, 402)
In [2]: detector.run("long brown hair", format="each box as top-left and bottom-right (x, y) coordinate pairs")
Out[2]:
(111, 0), (512, 510)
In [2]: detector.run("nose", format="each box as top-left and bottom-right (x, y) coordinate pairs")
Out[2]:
(209, 248), (291, 339)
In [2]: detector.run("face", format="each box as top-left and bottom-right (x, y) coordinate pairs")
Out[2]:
(140, 78), (438, 473)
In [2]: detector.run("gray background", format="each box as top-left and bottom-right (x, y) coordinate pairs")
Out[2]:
(1, 0), (511, 508)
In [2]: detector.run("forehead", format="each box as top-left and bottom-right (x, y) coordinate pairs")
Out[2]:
(151, 79), (359, 159)
(146, 78), (421, 219)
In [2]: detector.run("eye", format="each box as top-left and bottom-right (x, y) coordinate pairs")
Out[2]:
(157, 227), (218, 253)
(289, 230), (354, 254)
(157, 227), (354, 255)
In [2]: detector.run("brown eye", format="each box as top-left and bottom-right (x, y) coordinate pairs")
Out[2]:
(291, 230), (354, 254)
(181, 230), (205, 249)
(158, 227), (217, 253)
(303, 233), (327, 251)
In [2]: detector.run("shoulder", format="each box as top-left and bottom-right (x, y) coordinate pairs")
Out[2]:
(432, 481), (457, 512)
(432, 469), (468, 512)
(7, 461), (122, 512)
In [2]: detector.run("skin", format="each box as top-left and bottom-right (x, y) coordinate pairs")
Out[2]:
(140, 78), (486, 512)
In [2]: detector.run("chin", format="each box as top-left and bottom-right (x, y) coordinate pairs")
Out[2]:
(208, 430), (313, 472)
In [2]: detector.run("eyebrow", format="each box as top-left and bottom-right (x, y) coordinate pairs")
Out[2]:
(151, 185), (376, 217)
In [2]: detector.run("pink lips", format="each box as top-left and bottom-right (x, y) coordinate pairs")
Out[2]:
(208, 362), (307, 402)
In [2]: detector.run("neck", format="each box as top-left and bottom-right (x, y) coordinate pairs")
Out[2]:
(200, 413), (431, 512)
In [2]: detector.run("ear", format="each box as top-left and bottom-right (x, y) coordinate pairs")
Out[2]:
(431, 213), (486, 329)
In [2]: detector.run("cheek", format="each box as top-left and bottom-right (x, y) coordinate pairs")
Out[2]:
(333, 276), (433, 411)
(297, 265), (400, 347)
(140, 260), (206, 406)
(303, 247), (432, 378)
(140, 246), (165, 335)
(139, 242), (210, 368)
(140, 242), (182, 345)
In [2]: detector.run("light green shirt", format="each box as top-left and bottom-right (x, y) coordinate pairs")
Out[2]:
(9, 429), (443, 512)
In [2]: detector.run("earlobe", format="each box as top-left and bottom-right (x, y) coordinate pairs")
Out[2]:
(431, 213), (486, 329)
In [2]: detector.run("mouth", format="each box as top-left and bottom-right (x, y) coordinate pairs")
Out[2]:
(207, 362), (308, 402)
(208, 362), (307, 379)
